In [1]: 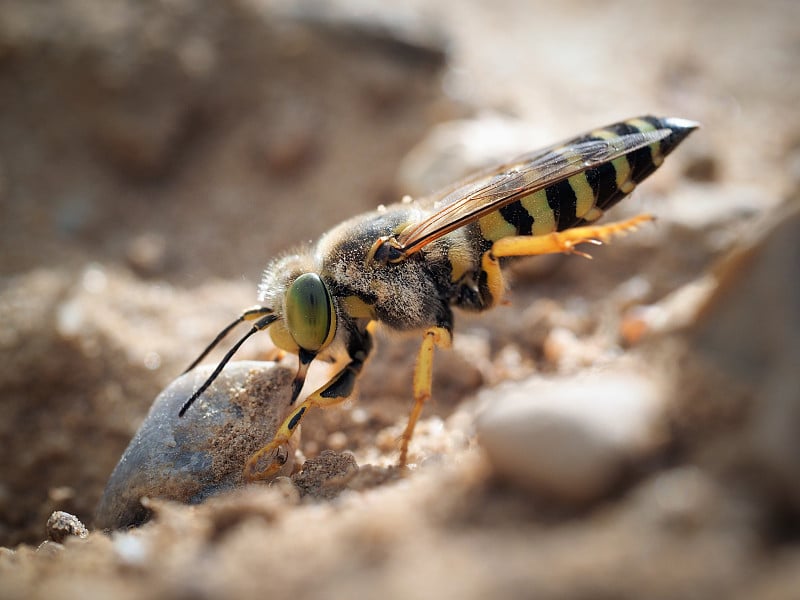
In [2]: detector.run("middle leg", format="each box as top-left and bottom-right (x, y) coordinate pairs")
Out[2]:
(398, 325), (452, 468)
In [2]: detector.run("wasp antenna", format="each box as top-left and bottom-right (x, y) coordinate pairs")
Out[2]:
(181, 315), (245, 375)
(178, 313), (278, 417)
(181, 307), (274, 375)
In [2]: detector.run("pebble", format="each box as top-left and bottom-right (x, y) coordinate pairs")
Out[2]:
(95, 361), (297, 530)
(292, 451), (359, 500)
(46, 511), (88, 543)
(125, 233), (168, 276)
(633, 466), (722, 531)
(477, 369), (666, 504)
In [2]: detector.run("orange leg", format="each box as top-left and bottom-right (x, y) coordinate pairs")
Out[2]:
(491, 214), (653, 260)
(243, 384), (354, 482)
(243, 325), (373, 482)
(479, 214), (653, 306)
(398, 326), (452, 468)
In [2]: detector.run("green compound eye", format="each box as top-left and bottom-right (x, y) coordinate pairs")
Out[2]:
(285, 273), (336, 353)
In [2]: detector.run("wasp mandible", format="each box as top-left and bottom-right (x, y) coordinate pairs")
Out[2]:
(178, 116), (698, 481)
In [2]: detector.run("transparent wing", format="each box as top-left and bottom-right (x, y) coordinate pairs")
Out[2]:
(395, 128), (671, 256)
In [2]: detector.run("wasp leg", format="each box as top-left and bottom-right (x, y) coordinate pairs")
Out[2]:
(491, 214), (653, 260)
(475, 214), (653, 309)
(243, 325), (373, 482)
(399, 325), (453, 468)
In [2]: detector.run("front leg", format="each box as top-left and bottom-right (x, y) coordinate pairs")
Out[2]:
(243, 324), (373, 482)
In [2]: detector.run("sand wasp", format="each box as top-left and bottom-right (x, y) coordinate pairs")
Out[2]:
(179, 116), (698, 481)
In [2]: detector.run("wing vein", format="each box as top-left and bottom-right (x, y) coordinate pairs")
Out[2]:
(394, 128), (669, 255)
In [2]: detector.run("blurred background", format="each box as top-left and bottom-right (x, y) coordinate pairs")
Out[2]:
(1, 0), (799, 597)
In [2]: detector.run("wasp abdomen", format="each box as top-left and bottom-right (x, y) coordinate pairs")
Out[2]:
(475, 116), (696, 245)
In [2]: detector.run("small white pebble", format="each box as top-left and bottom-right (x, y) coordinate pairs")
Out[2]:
(375, 428), (398, 453)
(326, 431), (348, 451)
(350, 408), (369, 425)
(81, 264), (108, 294)
(421, 416), (445, 436)
(645, 466), (719, 528)
(113, 534), (150, 567)
(56, 299), (85, 337)
(143, 351), (161, 370)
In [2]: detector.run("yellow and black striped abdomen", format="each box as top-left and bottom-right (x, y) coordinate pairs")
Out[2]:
(476, 116), (695, 245)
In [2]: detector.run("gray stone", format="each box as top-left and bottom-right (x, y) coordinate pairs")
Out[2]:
(477, 369), (665, 503)
(95, 361), (297, 530)
(687, 204), (800, 506)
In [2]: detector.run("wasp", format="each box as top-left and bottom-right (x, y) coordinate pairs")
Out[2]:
(178, 116), (698, 481)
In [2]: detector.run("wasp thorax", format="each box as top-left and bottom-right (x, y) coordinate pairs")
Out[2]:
(284, 272), (337, 353)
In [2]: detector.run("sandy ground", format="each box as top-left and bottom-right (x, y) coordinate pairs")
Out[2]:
(1, 0), (800, 598)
